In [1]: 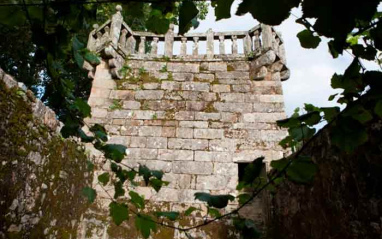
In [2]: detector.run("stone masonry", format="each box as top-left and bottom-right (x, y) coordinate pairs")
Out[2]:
(80, 6), (290, 239)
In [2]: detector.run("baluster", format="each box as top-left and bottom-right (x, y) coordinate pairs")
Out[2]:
(206, 28), (214, 59)
(253, 30), (261, 52)
(193, 37), (199, 56)
(165, 24), (174, 57)
(219, 35), (225, 55)
(180, 37), (187, 56)
(232, 35), (238, 55)
(95, 30), (103, 49)
(151, 37), (159, 56)
(119, 29), (127, 50)
(110, 5), (123, 46)
(101, 26), (110, 45)
(244, 33), (253, 55)
(126, 35), (136, 54)
(261, 24), (273, 49)
(87, 24), (98, 51)
(139, 36), (146, 55)
(278, 43), (286, 64)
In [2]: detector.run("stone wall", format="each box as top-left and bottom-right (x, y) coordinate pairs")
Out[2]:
(82, 49), (288, 238)
(272, 119), (382, 239)
(0, 69), (92, 238)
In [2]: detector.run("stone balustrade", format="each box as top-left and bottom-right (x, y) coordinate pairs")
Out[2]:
(87, 6), (286, 62)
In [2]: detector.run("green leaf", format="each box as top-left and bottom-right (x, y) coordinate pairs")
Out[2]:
(154, 211), (180, 221)
(179, 0), (199, 34)
(129, 191), (145, 209)
(297, 29), (321, 49)
(208, 207), (221, 217)
(89, 124), (108, 142)
(146, 9), (170, 34)
(114, 181), (125, 199)
(185, 207), (200, 216)
(270, 158), (289, 171)
(109, 202), (129, 226)
(286, 156), (318, 184)
(375, 100), (382, 118)
(98, 172), (110, 186)
(288, 125), (315, 142)
(237, 194), (251, 205)
(345, 104), (373, 124)
(331, 117), (368, 153)
(194, 193), (235, 209)
(86, 160), (94, 171)
(233, 218), (261, 239)
(102, 144), (126, 163)
(321, 107), (340, 122)
(328, 94), (338, 101)
(151, 170), (164, 180)
(351, 44), (377, 61)
(149, 178), (169, 192)
(72, 98), (91, 118)
(78, 129), (95, 143)
(135, 214), (157, 239)
(214, 0), (235, 20)
(83, 50), (101, 65)
(82, 187), (96, 203)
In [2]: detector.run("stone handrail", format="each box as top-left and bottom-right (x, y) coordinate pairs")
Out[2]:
(87, 6), (285, 60)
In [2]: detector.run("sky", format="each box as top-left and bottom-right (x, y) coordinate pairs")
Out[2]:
(188, 1), (356, 117)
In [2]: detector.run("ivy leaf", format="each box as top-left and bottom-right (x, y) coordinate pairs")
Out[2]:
(82, 187), (96, 203)
(129, 191), (145, 209)
(146, 9), (170, 34)
(86, 160), (94, 171)
(89, 124), (108, 142)
(102, 144), (126, 163)
(270, 158), (289, 171)
(72, 98), (91, 118)
(185, 207), (200, 216)
(237, 194), (251, 205)
(179, 0), (199, 34)
(78, 129), (95, 143)
(109, 202), (129, 226)
(151, 170), (164, 180)
(331, 117), (368, 153)
(344, 104), (373, 124)
(138, 165), (152, 185)
(114, 181), (125, 199)
(208, 207), (221, 217)
(297, 29), (321, 49)
(288, 125), (315, 142)
(351, 44), (377, 61)
(83, 50), (101, 65)
(154, 211), (180, 221)
(214, 0), (235, 21)
(286, 156), (317, 184)
(328, 93), (338, 101)
(194, 193), (235, 209)
(233, 218), (261, 239)
(321, 107), (340, 122)
(149, 178), (169, 192)
(135, 214), (157, 239)
(98, 172), (110, 186)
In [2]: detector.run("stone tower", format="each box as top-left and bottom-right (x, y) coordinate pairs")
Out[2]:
(80, 6), (289, 239)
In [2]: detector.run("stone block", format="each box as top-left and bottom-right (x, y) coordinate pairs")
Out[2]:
(167, 63), (199, 73)
(161, 81), (181, 91)
(208, 62), (227, 72)
(194, 112), (221, 121)
(152, 188), (180, 202)
(176, 128), (194, 138)
(213, 163), (238, 176)
(130, 136), (147, 148)
(221, 112), (239, 123)
(127, 148), (158, 160)
(228, 62), (250, 71)
(216, 71), (249, 80)
(88, 98), (113, 108)
(91, 108), (108, 118)
(179, 121), (208, 128)
(260, 95), (284, 103)
(194, 129), (224, 139)
(195, 73), (215, 82)
(253, 102), (284, 113)
(186, 101), (207, 111)
(162, 127), (176, 137)
(241, 112), (286, 123)
(122, 101), (141, 110)
(108, 136), (130, 146)
(138, 126), (162, 137)
(172, 73), (194, 81)
(232, 84), (251, 93)
(121, 126), (139, 136)
(194, 151), (232, 162)
(109, 110), (134, 119)
(200, 92), (218, 101)
(196, 175), (236, 190)
(232, 150), (282, 162)
(182, 82), (210, 92)
(209, 139), (236, 152)
(259, 130), (288, 142)
(143, 83), (160, 90)
(134, 110), (158, 120)
(172, 161), (213, 175)
(109, 90), (135, 100)
(168, 138), (209, 150)
(174, 111), (194, 120)
(212, 85), (231, 93)
(158, 149), (194, 161)
(213, 102), (252, 113)
(224, 129), (249, 139)
(147, 137), (168, 149)
(220, 93), (245, 102)
(143, 61), (166, 71)
(89, 88), (111, 98)
(135, 90), (164, 100)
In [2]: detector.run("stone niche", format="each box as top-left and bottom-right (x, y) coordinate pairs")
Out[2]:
(80, 6), (290, 239)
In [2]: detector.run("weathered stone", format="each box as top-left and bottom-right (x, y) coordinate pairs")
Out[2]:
(146, 137), (167, 149)
(135, 90), (164, 100)
(213, 102), (252, 113)
(138, 126), (162, 137)
(109, 90), (135, 100)
(195, 112), (221, 121)
(194, 129), (224, 139)
(127, 148), (158, 160)
(196, 175), (236, 190)
(182, 82), (210, 92)
(161, 81), (181, 91)
(158, 149), (193, 161)
(168, 138), (209, 150)
(176, 128), (194, 138)
(220, 93), (245, 102)
(172, 161), (213, 175)
(122, 100), (141, 109)
(195, 73), (215, 82)
(208, 62), (227, 72)
(242, 112), (286, 123)
(143, 83), (160, 90)
(216, 71), (249, 80)
(179, 121), (209, 128)
(167, 63), (199, 73)
(194, 151), (232, 162)
(212, 85), (231, 93)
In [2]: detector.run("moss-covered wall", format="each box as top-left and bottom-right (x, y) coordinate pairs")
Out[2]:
(0, 69), (92, 238)
(272, 118), (382, 239)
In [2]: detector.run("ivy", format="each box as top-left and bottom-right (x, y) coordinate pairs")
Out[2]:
(109, 202), (129, 226)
